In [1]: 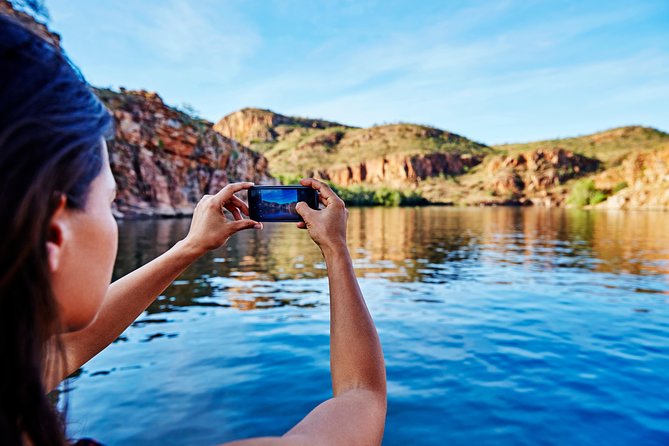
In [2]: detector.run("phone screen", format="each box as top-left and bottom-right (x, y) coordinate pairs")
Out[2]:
(249, 186), (319, 222)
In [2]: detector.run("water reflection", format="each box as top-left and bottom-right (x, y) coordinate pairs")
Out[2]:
(114, 208), (669, 315)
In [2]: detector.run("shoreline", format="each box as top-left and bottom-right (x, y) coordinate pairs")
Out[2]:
(113, 202), (669, 220)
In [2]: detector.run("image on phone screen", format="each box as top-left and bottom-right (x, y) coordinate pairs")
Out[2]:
(249, 186), (319, 222)
(259, 188), (299, 219)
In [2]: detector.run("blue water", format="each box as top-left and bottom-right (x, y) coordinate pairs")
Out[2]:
(63, 207), (669, 445)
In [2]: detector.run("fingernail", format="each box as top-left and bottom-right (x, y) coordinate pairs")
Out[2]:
(254, 223), (262, 229)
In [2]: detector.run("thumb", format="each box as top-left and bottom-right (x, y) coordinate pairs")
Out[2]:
(295, 201), (316, 221)
(231, 219), (262, 232)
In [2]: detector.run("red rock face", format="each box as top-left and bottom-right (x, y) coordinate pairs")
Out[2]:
(486, 148), (600, 202)
(99, 89), (276, 218)
(595, 150), (669, 210)
(316, 152), (484, 186)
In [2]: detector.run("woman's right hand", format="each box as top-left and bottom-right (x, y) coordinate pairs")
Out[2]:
(294, 178), (348, 254)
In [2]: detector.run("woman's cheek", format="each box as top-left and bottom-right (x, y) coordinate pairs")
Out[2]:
(82, 208), (117, 326)
(104, 211), (118, 281)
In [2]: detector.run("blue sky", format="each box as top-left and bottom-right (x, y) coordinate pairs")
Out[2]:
(46, 0), (668, 145)
(262, 189), (297, 205)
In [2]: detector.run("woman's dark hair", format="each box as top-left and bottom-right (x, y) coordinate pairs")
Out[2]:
(0, 14), (113, 446)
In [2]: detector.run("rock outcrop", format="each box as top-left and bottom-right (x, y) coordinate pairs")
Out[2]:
(485, 149), (600, 205)
(214, 108), (349, 150)
(98, 89), (276, 218)
(316, 152), (483, 186)
(595, 150), (669, 210)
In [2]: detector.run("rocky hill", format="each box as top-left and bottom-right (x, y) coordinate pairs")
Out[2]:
(214, 108), (349, 152)
(215, 107), (669, 209)
(414, 126), (669, 208)
(593, 149), (669, 210)
(97, 89), (276, 218)
(488, 126), (669, 208)
(215, 109), (491, 186)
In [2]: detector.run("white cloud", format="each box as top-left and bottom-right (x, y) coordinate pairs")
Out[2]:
(130, 0), (260, 78)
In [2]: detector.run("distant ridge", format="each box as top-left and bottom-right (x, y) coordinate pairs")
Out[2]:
(213, 108), (490, 183)
(495, 125), (669, 164)
(213, 107), (669, 209)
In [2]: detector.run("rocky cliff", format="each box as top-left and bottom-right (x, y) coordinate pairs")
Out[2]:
(214, 108), (349, 151)
(594, 150), (669, 210)
(318, 152), (484, 186)
(483, 149), (600, 205)
(97, 89), (276, 218)
(489, 126), (669, 209)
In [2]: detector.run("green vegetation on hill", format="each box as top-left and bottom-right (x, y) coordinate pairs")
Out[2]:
(567, 179), (608, 207)
(215, 108), (491, 177)
(495, 126), (669, 166)
(263, 122), (491, 176)
(333, 184), (428, 207)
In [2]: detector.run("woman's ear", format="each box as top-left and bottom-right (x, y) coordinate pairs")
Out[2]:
(46, 194), (68, 273)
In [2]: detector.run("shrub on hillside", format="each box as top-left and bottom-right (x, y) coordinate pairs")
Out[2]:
(567, 179), (609, 207)
(331, 184), (427, 207)
(274, 174), (428, 206)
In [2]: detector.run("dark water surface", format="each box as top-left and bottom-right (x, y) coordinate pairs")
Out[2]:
(65, 207), (669, 445)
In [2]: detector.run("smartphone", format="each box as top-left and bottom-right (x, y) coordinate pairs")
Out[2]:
(248, 185), (319, 222)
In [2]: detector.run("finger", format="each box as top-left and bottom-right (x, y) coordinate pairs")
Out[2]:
(231, 195), (249, 216)
(231, 218), (262, 232)
(299, 178), (338, 203)
(214, 182), (254, 204)
(296, 221), (307, 229)
(295, 201), (316, 221)
(224, 196), (248, 215)
(223, 203), (242, 220)
(231, 206), (244, 221)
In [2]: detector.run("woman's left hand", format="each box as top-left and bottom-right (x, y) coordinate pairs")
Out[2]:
(182, 182), (262, 255)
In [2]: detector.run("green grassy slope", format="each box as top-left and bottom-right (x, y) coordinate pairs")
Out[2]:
(494, 126), (669, 165)
(263, 123), (492, 176)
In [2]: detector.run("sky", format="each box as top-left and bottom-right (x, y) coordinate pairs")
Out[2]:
(262, 189), (297, 205)
(44, 0), (669, 145)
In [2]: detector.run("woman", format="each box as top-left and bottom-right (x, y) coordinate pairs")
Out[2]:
(0, 15), (386, 446)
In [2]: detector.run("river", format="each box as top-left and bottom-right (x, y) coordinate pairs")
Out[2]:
(64, 207), (669, 445)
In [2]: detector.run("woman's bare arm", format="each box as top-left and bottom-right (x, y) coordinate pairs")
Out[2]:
(223, 178), (387, 446)
(46, 183), (261, 391)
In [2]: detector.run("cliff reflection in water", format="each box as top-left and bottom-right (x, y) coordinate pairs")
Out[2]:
(112, 207), (669, 314)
